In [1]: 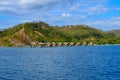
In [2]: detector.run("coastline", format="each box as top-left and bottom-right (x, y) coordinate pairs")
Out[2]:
(0, 44), (120, 48)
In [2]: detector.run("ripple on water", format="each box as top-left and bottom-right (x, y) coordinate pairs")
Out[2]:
(0, 46), (120, 80)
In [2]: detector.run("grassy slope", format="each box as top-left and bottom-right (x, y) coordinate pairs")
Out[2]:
(108, 30), (120, 37)
(0, 22), (118, 46)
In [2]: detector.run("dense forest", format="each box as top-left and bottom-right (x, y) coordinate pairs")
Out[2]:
(0, 21), (120, 46)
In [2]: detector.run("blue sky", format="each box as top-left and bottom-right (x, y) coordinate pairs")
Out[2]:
(0, 0), (120, 30)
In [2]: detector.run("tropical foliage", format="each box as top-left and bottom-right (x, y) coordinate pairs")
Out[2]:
(0, 21), (119, 46)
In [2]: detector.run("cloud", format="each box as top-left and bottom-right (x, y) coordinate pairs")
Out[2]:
(0, 0), (59, 14)
(0, 1), (11, 5)
(68, 0), (120, 15)
(19, 0), (57, 5)
(0, 0), (117, 15)
(0, 0), (120, 30)
(61, 13), (71, 17)
(86, 17), (120, 30)
(86, 5), (108, 15)
(19, 0), (58, 9)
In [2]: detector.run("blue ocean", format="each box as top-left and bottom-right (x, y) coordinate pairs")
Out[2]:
(0, 46), (120, 80)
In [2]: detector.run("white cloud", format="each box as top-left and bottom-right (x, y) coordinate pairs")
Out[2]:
(0, 0), (117, 15)
(19, 0), (58, 9)
(61, 13), (71, 17)
(19, 0), (57, 5)
(22, 20), (32, 23)
(0, 0), (120, 30)
(0, 1), (11, 5)
(69, 4), (110, 15)
(87, 17), (120, 30)
(87, 5), (108, 15)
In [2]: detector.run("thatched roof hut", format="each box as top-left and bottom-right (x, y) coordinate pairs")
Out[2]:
(51, 42), (56, 47)
(82, 42), (87, 46)
(57, 42), (62, 46)
(38, 42), (45, 47)
(31, 42), (37, 47)
(88, 42), (93, 46)
(63, 42), (68, 46)
(69, 42), (74, 46)
(46, 42), (51, 47)
(75, 42), (80, 46)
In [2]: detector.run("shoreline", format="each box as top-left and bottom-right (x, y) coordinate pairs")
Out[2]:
(0, 44), (120, 48)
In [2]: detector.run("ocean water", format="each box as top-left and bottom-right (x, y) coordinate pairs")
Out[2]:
(0, 46), (120, 80)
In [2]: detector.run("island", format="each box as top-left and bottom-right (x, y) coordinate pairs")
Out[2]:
(0, 21), (120, 47)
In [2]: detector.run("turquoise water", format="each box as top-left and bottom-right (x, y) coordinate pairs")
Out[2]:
(0, 46), (120, 80)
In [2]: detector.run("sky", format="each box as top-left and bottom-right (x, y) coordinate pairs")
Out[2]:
(0, 0), (120, 31)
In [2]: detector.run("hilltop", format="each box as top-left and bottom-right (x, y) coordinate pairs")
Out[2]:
(0, 21), (120, 46)
(108, 30), (120, 37)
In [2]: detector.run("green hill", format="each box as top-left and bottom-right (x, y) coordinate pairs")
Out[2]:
(0, 21), (120, 46)
(108, 30), (120, 37)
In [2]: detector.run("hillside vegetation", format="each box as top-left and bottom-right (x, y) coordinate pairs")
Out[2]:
(0, 21), (120, 46)
(108, 30), (120, 37)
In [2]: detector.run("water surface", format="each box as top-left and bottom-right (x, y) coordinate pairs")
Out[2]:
(0, 46), (120, 80)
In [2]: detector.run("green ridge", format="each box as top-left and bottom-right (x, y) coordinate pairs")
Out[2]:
(0, 21), (120, 46)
